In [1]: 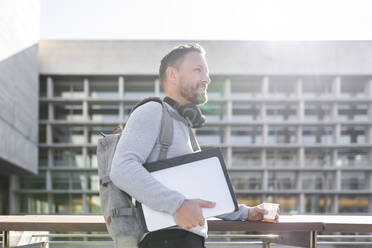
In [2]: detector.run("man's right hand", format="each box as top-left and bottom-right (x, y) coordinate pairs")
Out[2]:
(173, 199), (216, 229)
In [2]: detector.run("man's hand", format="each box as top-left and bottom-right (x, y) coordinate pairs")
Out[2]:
(173, 199), (216, 229)
(247, 204), (280, 223)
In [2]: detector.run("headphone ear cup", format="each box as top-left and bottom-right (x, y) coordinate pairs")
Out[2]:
(179, 104), (206, 128)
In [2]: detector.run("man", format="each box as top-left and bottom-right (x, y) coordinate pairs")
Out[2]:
(110, 43), (279, 248)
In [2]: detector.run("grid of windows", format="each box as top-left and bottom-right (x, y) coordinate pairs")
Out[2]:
(18, 75), (372, 214)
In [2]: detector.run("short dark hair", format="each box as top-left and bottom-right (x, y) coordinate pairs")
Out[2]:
(159, 43), (205, 85)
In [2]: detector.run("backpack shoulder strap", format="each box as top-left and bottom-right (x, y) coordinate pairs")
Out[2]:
(130, 97), (173, 161)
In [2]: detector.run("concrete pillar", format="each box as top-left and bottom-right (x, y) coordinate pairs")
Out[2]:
(299, 193), (305, 214)
(263, 124), (268, 145)
(84, 78), (89, 98)
(261, 103), (266, 121)
(299, 147), (304, 167)
(48, 103), (54, 121)
(333, 195), (339, 213)
(367, 79), (372, 97)
(119, 76), (124, 98)
(155, 78), (160, 97)
(298, 101), (304, 121)
(334, 124), (341, 144)
(262, 76), (269, 97)
(333, 77), (341, 97)
(47, 77), (53, 98)
(297, 126), (303, 145)
(46, 124), (52, 144)
(9, 175), (20, 214)
(296, 78), (303, 97)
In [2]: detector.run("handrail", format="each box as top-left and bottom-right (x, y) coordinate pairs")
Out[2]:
(2, 215), (372, 248)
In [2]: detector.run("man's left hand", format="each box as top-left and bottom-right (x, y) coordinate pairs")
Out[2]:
(247, 204), (280, 223)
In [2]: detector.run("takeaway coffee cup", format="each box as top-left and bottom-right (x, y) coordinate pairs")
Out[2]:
(262, 203), (279, 223)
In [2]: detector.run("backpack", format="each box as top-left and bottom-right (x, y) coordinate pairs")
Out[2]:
(96, 97), (174, 241)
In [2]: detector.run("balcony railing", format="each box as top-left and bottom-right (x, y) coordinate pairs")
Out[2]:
(1, 215), (372, 247)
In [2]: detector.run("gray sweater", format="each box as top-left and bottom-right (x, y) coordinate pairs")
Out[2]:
(110, 101), (250, 239)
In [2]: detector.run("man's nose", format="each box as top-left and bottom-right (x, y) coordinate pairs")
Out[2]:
(203, 74), (211, 85)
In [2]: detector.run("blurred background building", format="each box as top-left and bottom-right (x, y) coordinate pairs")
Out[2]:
(4, 40), (371, 215)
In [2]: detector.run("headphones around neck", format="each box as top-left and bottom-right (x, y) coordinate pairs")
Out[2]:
(163, 97), (206, 128)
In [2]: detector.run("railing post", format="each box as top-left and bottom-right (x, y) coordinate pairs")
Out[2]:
(310, 231), (317, 248)
(3, 231), (9, 248)
(262, 241), (270, 248)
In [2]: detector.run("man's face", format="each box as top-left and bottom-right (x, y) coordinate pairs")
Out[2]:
(175, 51), (211, 105)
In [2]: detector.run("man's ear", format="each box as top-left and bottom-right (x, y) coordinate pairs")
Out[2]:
(166, 66), (178, 85)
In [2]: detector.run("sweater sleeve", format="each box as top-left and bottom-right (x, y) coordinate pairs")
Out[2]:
(110, 101), (185, 215)
(216, 204), (251, 221)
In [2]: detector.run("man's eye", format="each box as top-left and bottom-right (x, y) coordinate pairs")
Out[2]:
(195, 68), (201, 72)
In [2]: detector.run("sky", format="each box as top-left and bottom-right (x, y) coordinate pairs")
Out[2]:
(41, 0), (372, 40)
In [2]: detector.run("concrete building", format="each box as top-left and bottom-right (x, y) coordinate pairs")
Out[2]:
(0, 0), (40, 215)
(3, 39), (372, 215)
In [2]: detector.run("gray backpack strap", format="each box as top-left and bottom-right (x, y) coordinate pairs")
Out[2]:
(158, 102), (174, 160)
(111, 207), (134, 217)
(167, 106), (200, 152)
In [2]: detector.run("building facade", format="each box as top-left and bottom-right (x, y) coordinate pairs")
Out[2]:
(12, 40), (372, 215)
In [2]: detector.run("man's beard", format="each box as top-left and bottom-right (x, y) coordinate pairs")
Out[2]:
(179, 79), (208, 105)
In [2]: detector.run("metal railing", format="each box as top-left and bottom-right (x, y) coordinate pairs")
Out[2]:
(1, 215), (372, 247)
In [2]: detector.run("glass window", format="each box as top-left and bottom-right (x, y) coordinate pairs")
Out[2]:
(124, 102), (136, 121)
(341, 79), (367, 98)
(341, 172), (367, 190)
(237, 194), (262, 206)
(39, 77), (47, 97)
(339, 195), (369, 213)
(268, 171), (297, 190)
(232, 148), (261, 168)
(87, 148), (98, 168)
(302, 77), (333, 97)
(304, 149), (332, 167)
(231, 77), (262, 97)
(124, 77), (155, 97)
(39, 148), (48, 167)
(39, 124), (46, 143)
(89, 77), (118, 98)
(53, 126), (84, 144)
(52, 172), (85, 190)
(276, 195), (298, 214)
(52, 194), (83, 214)
(302, 126), (333, 144)
(53, 148), (83, 167)
(39, 103), (48, 120)
(232, 102), (261, 121)
(337, 148), (368, 167)
(196, 126), (224, 146)
(266, 149), (298, 166)
(54, 77), (84, 98)
(20, 194), (48, 213)
(268, 126), (297, 144)
(20, 172), (46, 190)
(340, 125), (366, 144)
(304, 103), (332, 121)
(200, 102), (226, 121)
(230, 126), (262, 145)
(337, 103), (368, 121)
(87, 172), (99, 191)
(305, 194), (333, 213)
(54, 102), (83, 121)
(302, 172), (335, 190)
(268, 78), (296, 98)
(89, 103), (120, 121)
(87, 194), (102, 213)
(230, 171), (262, 190)
(265, 104), (297, 121)
(207, 78), (225, 98)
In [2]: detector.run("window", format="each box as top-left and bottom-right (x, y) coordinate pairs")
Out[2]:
(54, 102), (83, 121)
(232, 148), (261, 167)
(337, 149), (368, 167)
(268, 172), (297, 190)
(89, 77), (118, 98)
(200, 102), (226, 121)
(268, 126), (297, 144)
(237, 194), (262, 206)
(87, 194), (102, 213)
(196, 126), (224, 146)
(341, 79), (366, 98)
(89, 103), (119, 121)
(302, 172), (335, 190)
(88, 126), (117, 144)
(207, 78), (225, 98)
(266, 104), (297, 121)
(20, 172), (46, 190)
(339, 195), (368, 213)
(53, 126), (84, 144)
(232, 102), (261, 121)
(268, 78), (296, 98)
(53, 148), (83, 167)
(230, 126), (262, 144)
(304, 103), (332, 121)
(337, 103), (368, 121)
(341, 172), (367, 190)
(231, 77), (262, 97)
(124, 77), (155, 97)
(305, 194), (333, 213)
(54, 77), (84, 98)
(52, 172), (85, 190)
(230, 172), (262, 190)
(266, 149), (298, 166)
(304, 149), (332, 167)
(302, 77), (333, 97)
(302, 126), (333, 144)
(20, 194), (48, 213)
(340, 126), (366, 144)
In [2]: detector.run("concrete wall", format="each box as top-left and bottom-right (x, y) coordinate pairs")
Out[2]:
(40, 40), (372, 75)
(0, 0), (40, 175)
